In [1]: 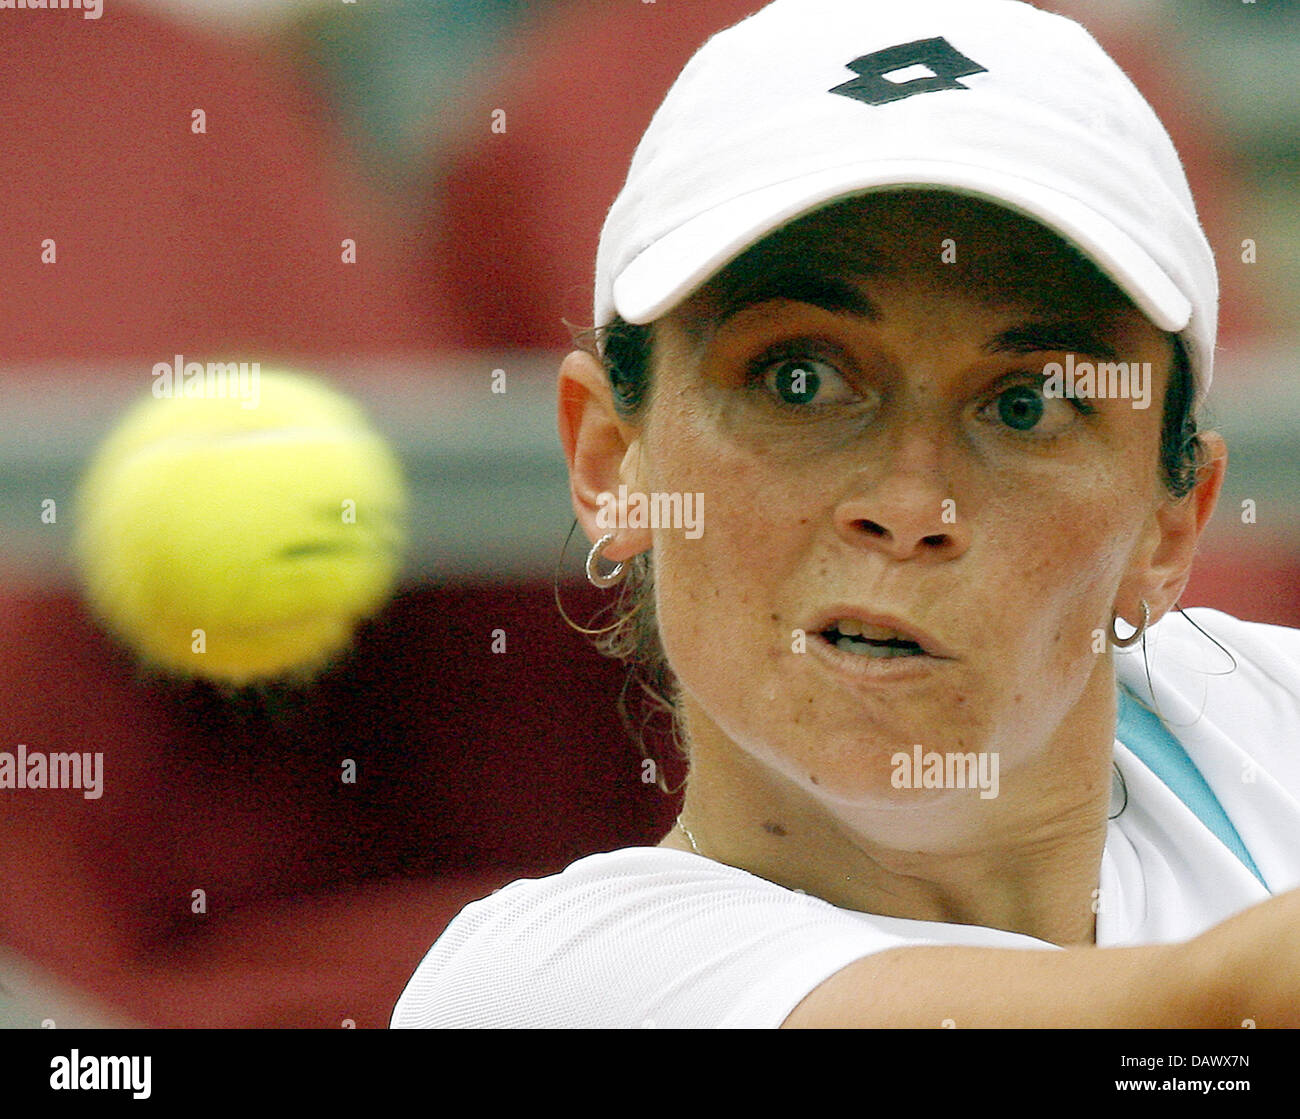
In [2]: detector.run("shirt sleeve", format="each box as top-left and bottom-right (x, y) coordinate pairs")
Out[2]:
(390, 847), (1056, 1029)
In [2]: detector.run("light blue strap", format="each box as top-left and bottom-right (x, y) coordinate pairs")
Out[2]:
(1116, 686), (1267, 889)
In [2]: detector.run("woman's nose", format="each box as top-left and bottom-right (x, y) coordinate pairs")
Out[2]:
(831, 428), (971, 562)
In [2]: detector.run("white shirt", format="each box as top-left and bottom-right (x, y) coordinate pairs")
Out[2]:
(391, 609), (1300, 1028)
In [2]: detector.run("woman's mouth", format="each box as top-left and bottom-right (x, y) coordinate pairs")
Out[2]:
(821, 619), (926, 659)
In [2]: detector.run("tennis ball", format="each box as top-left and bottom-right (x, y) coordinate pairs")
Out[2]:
(74, 369), (406, 687)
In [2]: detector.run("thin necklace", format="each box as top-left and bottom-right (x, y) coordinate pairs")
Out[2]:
(676, 815), (703, 856)
(678, 816), (857, 885)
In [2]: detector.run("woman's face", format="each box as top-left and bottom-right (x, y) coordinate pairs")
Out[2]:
(627, 192), (1181, 813)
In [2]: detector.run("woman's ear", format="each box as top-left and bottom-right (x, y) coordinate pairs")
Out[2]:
(1125, 430), (1227, 624)
(557, 349), (653, 563)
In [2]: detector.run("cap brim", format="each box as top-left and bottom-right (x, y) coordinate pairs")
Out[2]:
(611, 159), (1192, 335)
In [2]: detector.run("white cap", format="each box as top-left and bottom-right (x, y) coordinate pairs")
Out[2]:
(594, 0), (1218, 397)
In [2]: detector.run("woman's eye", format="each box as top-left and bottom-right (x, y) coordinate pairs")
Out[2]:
(759, 356), (855, 407)
(996, 384), (1046, 430)
(984, 380), (1087, 435)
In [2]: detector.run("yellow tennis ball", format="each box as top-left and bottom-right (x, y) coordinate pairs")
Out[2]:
(74, 369), (407, 687)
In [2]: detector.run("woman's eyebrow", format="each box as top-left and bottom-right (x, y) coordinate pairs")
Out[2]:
(985, 321), (1119, 361)
(710, 268), (881, 329)
(696, 272), (1123, 365)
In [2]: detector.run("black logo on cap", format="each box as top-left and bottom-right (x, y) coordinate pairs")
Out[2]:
(830, 37), (987, 106)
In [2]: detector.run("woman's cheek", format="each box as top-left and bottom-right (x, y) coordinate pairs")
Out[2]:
(984, 476), (1142, 683)
(648, 469), (797, 719)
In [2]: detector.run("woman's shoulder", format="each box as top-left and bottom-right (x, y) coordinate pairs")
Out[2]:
(1111, 607), (1300, 898)
(388, 847), (829, 1029)
(1115, 607), (1300, 737)
(389, 846), (1048, 1029)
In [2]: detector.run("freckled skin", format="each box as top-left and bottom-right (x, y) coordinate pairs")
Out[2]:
(563, 191), (1225, 945)
(645, 197), (1167, 828)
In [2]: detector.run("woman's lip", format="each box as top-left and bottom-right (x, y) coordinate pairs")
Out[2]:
(810, 609), (955, 660)
(806, 629), (949, 686)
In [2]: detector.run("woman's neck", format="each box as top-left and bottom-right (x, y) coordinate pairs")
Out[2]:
(664, 673), (1119, 947)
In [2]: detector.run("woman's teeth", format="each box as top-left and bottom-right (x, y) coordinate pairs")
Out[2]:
(834, 637), (920, 658)
(826, 620), (924, 657)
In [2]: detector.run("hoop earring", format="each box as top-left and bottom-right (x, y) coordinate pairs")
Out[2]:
(1110, 599), (1149, 649)
(585, 533), (628, 589)
(553, 521), (648, 638)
